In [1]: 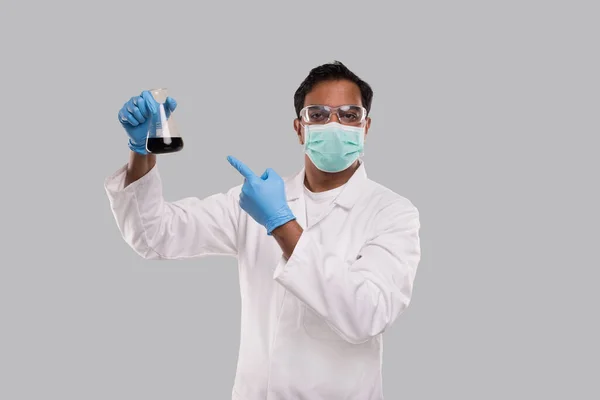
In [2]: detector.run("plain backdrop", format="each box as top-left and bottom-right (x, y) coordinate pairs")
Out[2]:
(1, 1), (598, 399)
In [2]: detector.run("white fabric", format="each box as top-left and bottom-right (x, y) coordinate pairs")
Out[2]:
(104, 160), (421, 400)
(303, 184), (345, 228)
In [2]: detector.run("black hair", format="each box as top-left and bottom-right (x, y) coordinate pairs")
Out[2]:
(293, 60), (374, 118)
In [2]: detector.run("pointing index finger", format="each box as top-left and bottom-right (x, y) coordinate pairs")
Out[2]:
(227, 155), (256, 179)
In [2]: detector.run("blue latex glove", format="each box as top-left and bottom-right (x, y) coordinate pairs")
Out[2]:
(117, 90), (177, 154)
(227, 156), (296, 235)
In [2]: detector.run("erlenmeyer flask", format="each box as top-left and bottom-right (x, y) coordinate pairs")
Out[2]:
(146, 88), (184, 154)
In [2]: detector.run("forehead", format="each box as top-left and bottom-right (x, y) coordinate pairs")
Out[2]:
(304, 79), (363, 108)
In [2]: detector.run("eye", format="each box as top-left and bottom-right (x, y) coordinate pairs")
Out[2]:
(309, 112), (327, 121)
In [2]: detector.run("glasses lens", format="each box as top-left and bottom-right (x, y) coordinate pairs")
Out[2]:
(303, 106), (331, 123)
(338, 105), (365, 124)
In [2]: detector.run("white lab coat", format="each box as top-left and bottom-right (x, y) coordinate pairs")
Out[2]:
(104, 160), (421, 400)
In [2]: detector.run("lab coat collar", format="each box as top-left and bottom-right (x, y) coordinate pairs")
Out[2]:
(284, 159), (368, 209)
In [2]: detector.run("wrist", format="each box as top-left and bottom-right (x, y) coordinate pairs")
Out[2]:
(266, 205), (296, 235)
(128, 138), (148, 155)
(270, 219), (297, 237)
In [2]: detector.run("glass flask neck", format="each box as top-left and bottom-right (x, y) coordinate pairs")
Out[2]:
(149, 88), (168, 103)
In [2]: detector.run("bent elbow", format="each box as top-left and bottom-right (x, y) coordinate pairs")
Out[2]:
(340, 322), (388, 344)
(343, 297), (412, 345)
(337, 318), (387, 345)
(120, 225), (163, 261)
(341, 331), (375, 345)
(136, 246), (162, 260)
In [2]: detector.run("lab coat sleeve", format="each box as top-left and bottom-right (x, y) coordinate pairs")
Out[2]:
(104, 163), (241, 260)
(273, 200), (421, 344)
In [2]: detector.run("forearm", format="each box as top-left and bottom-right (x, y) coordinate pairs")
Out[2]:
(271, 220), (397, 342)
(271, 220), (303, 259)
(125, 151), (156, 187)
(105, 159), (240, 259)
(272, 219), (419, 344)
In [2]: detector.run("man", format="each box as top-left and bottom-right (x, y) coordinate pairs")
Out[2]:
(105, 61), (421, 399)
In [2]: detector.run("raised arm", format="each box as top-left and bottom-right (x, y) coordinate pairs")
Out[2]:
(105, 162), (241, 260)
(105, 90), (241, 260)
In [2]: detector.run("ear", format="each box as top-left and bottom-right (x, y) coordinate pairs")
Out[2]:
(364, 117), (372, 140)
(293, 118), (304, 145)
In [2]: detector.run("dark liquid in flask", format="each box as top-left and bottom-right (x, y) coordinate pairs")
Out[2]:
(146, 137), (184, 154)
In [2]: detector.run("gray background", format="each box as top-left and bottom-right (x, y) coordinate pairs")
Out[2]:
(1, 0), (598, 399)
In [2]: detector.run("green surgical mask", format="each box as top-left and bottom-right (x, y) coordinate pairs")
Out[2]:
(303, 122), (365, 173)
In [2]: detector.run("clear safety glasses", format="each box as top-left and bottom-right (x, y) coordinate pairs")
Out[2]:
(299, 104), (367, 126)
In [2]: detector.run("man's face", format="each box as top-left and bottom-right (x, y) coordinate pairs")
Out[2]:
(294, 79), (371, 145)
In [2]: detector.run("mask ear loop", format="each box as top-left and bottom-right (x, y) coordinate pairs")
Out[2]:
(301, 122), (309, 150)
(358, 120), (367, 159)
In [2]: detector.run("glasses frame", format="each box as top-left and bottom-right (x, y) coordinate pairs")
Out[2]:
(299, 104), (368, 126)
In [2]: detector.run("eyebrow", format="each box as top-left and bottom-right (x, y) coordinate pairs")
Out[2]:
(304, 104), (362, 108)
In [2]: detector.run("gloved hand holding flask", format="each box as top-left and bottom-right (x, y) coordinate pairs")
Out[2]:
(117, 89), (181, 154)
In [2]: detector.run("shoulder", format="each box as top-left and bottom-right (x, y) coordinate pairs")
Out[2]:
(226, 182), (243, 196)
(360, 178), (419, 216)
(357, 180), (421, 240)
